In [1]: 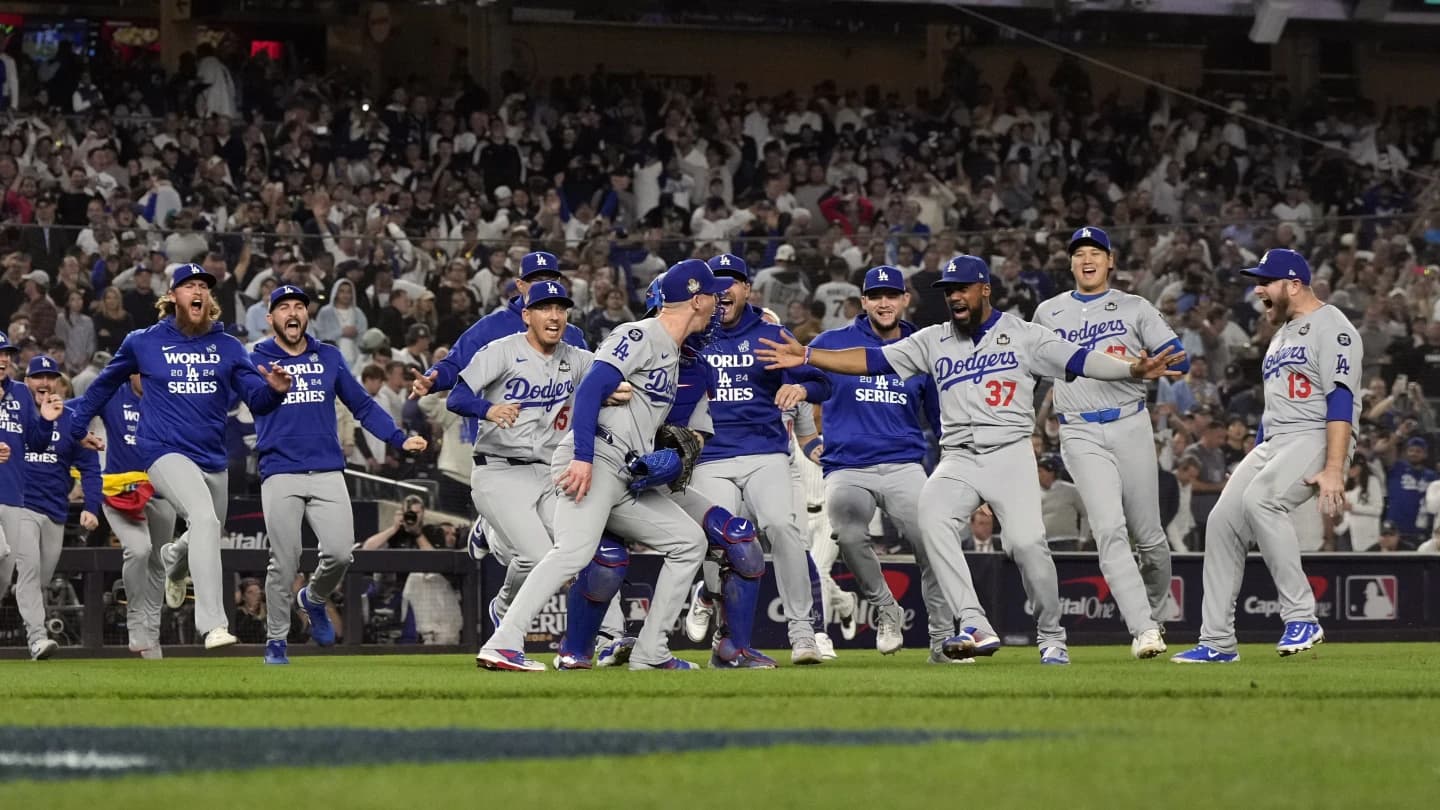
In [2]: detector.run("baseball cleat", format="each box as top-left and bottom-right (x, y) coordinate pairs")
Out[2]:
(875, 604), (904, 655)
(139, 646), (163, 660)
(683, 582), (714, 643)
(1171, 645), (1239, 664)
(929, 648), (976, 665)
(596, 636), (637, 668)
(815, 631), (838, 660)
(940, 632), (977, 660)
(1040, 646), (1070, 665)
(264, 639), (289, 665)
(1276, 621), (1324, 656)
(553, 652), (593, 670)
(835, 591), (861, 641)
(160, 543), (187, 609)
(477, 649), (545, 672)
(629, 656), (698, 671)
(709, 638), (778, 669)
(203, 627), (238, 650)
(963, 626), (1002, 657)
(298, 586), (335, 646)
(790, 637), (824, 665)
(1132, 627), (1167, 659)
(29, 639), (59, 661)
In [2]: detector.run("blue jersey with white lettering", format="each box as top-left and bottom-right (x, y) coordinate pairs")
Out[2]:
(24, 406), (102, 523)
(252, 336), (407, 480)
(667, 339), (716, 432)
(98, 384), (147, 475)
(425, 296), (588, 442)
(809, 315), (940, 474)
(0, 379), (56, 507)
(68, 317), (285, 473)
(699, 305), (831, 462)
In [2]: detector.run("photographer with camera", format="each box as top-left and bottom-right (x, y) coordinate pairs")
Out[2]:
(362, 494), (443, 550)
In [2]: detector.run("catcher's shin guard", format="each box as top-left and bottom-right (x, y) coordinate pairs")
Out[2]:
(704, 507), (763, 650)
(559, 534), (630, 659)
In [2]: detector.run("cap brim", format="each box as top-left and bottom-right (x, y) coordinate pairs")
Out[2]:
(1068, 238), (1110, 254)
(1237, 268), (1275, 282)
(270, 293), (310, 310)
(173, 272), (218, 289)
(519, 269), (564, 280)
(703, 277), (735, 294)
(931, 277), (984, 288)
(525, 295), (574, 309)
(863, 284), (906, 294)
(712, 269), (749, 283)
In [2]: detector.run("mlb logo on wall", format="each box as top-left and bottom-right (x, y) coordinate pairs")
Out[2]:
(1344, 576), (1397, 621)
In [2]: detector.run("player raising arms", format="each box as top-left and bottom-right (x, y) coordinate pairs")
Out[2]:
(477, 260), (731, 671)
(68, 264), (292, 650)
(758, 256), (1182, 665)
(1173, 250), (1361, 663)
(251, 285), (426, 665)
(1032, 227), (1189, 659)
(806, 266), (960, 663)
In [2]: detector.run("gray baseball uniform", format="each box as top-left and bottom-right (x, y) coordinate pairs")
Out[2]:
(1198, 305), (1361, 653)
(482, 319), (706, 666)
(103, 499), (177, 651)
(459, 333), (593, 617)
(883, 313), (1084, 651)
(11, 507), (65, 649)
(1034, 288), (1177, 635)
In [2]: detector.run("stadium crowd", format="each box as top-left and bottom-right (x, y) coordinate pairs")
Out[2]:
(1, 36), (1439, 572)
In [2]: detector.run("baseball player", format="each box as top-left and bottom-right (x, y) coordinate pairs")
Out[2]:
(1033, 227), (1190, 659)
(477, 259), (731, 671)
(448, 281), (592, 628)
(758, 255), (1181, 664)
(92, 372), (177, 659)
(13, 356), (101, 660)
(68, 263), (293, 650)
(1173, 249), (1361, 663)
(807, 266), (961, 663)
(683, 253), (832, 665)
(782, 401), (848, 660)
(0, 330), (63, 644)
(251, 285), (427, 665)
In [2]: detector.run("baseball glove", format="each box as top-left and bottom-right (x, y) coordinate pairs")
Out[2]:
(655, 423), (702, 492)
(626, 424), (702, 494)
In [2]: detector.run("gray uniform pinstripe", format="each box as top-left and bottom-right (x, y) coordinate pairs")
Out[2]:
(482, 319), (706, 666)
(1198, 305), (1362, 652)
(1034, 289), (1178, 635)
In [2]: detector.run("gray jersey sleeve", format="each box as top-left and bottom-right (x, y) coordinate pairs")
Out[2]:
(1135, 296), (1180, 353)
(881, 325), (942, 380)
(688, 394), (714, 436)
(457, 340), (509, 395)
(1023, 320), (1080, 381)
(793, 401), (818, 437)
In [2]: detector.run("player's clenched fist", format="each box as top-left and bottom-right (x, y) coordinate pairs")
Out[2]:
(0, 443), (9, 463)
(402, 436), (429, 453)
(486, 403), (521, 427)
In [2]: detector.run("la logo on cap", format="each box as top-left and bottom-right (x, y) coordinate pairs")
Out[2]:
(535, 254), (548, 266)
(41, 358), (51, 368)
(718, 255), (731, 266)
(877, 269), (890, 280)
(1081, 227), (1092, 238)
(546, 283), (559, 294)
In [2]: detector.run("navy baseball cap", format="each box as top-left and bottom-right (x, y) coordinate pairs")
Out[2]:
(863, 266), (906, 294)
(524, 279), (574, 309)
(519, 251), (562, 280)
(170, 263), (217, 289)
(1068, 226), (1111, 254)
(269, 284), (310, 310)
(26, 355), (62, 377)
(0, 330), (14, 353)
(707, 253), (752, 283)
(1240, 249), (1312, 285)
(659, 259), (733, 303)
(932, 255), (990, 287)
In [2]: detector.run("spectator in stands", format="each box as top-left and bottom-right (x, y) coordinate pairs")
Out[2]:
(54, 289), (94, 374)
(91, 285), (132, 354)
(1183, 420), (1228, 545)
(233, 577), (267, 643)
(122, 266), (159, 328)
(19, 270), (57, 342)
(315, 277), (368, 368)
(1038, 455), (1088, 548)
(391, 322), (432, 371)
(1339, 454), (1387, 551)
(1385, 438), (1437, 548)
(962, 508), (1001, 553)
(362, 495), (441, 550)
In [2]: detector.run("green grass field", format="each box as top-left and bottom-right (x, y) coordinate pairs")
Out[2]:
(3, 643), (1437, 809)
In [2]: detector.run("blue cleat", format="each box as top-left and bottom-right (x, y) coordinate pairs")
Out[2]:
(1040, 646), (1070, 665)
(1277, 621), (1324, 656)
(629, 656), (698, 671)
(1170, 645), (1240, 664)
(596, 636), (637, 668)
(963, 626), (1002, 657)
(298, 586), (334, 646)
(264, 639), (289, 665)
(554, 652), (593, 670)
(709, 638), (778, 669)
(477, 649), (545, 672)
(940, 632), (976, 660)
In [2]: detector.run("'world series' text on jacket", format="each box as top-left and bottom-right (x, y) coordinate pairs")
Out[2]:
(700, 304), (830, 462)
(809, 314), (941, 475)
(68, 317), (285, 472)
(25, 405), (103, 523)
(0, 379), (57, 508)
(251, 335), (408, 481)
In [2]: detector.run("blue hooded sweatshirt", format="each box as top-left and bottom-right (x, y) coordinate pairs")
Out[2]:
(98, 383), (147, 475)
(68, 317), (285, 472)
(0, 378), (57, 507)
(808, 315), (941, 475)
(251, 335), (408, 481)
(698, 304), (830, 463)
(24, 406), (103, 523)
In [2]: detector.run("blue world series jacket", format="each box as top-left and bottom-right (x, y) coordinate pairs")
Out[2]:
(69, 317), (285, 473)
(0, 378), (57, 508)
(98, 384), (147, 475)
(668, 339), (716, 431)
(251, 336), (408, 481)
(809, 315), (942, 475)
(699, 304), (830, 462)
(425, 296), (588, 441)
(25, 406), (103, 523)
